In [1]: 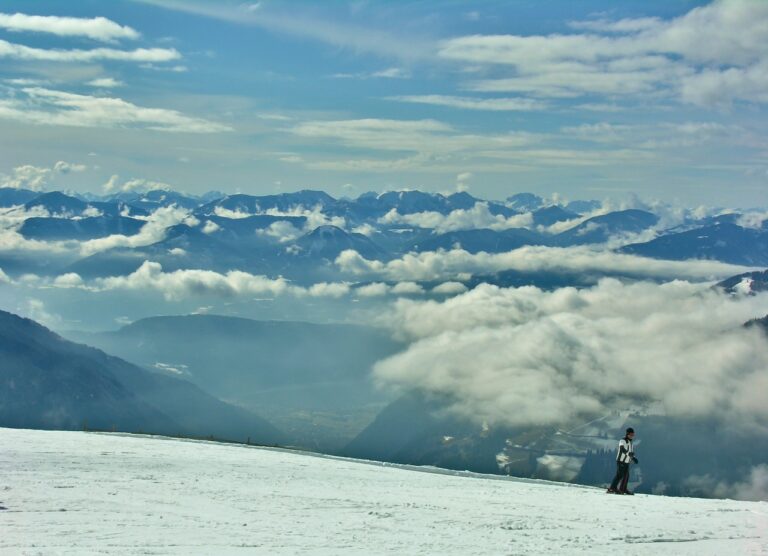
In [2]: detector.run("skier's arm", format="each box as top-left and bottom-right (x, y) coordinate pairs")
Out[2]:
(627, 440), (638, 464)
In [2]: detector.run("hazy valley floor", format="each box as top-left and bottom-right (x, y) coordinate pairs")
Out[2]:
(0, 427), (766, 555)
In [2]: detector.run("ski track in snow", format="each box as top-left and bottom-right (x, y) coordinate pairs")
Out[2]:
(0, 428), (766, 555)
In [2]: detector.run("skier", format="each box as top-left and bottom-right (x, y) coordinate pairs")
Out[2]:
(607, 427), (638, 495)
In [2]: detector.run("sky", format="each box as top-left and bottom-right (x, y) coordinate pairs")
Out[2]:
(0, 0), (766, 207)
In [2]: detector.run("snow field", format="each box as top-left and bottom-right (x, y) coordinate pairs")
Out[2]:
(0, 427), (766, 555)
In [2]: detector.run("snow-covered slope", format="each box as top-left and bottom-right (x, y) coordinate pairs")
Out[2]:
(1, 428), (765, 555)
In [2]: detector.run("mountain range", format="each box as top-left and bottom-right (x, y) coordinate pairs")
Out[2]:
(3, 186), (766, 286)
(65, 314), (403, 451)
(0, 310), (285, 445)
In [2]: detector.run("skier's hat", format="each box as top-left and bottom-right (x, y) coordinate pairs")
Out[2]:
(626, 427), (635, 434)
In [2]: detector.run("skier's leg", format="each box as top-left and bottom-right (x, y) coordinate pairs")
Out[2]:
(608, 463), (625, 491)
(620, 465), (630, 493)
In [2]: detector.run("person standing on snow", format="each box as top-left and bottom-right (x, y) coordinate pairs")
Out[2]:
(607, 427), (638, 495)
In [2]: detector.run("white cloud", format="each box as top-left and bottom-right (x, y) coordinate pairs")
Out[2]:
(264, 205), (346, 232)
(0, 39), (179, 63)
(681, 62), (768, 106)
(102, 175), (173, 193)
(21, 298), (61, 328)
(292, 117), (646, 173)
(0, 160), (86, 191)
(378, 202), (533, 233)
(212, 206), (251, 219)
(89, 261), (294, 301)
(304, 281), (351, 298)
(371, 67), (410, 79)
(391, 281), (425, 295)
(356, 282), (390, 297)
(56, 261), (358, 301)
(431, 281), (468, 295)
(53, 160), (87, 174)
(86, 77), (124, 88)
(0, 87), (231, 133)
(388, 95), (548, 111)
(134, 0), (433, 62)
(78, 205), (196, 256)
(351, 223), (376, 236)
(455, 172), (472, 193)
(255, 220), (302, 243)
(201, 220), (220, 234)
(683, 464), (768, 501)
(335, 244), (754, 283)
(0, 204), (77, 254)
(40, 263), (454, 303)
(0, 12), (139, 42)
(372, 280), (768, 430)
(736, 211), (768, 230)
(291, 118), (536, 155)
(334, 67), (411, 80)
(438, 0), (768, 106)
(53, 272), (84, 288)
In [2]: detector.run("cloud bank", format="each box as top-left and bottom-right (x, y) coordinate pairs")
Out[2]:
(336, 245), (754, 283)
(372, 280), (768, 431)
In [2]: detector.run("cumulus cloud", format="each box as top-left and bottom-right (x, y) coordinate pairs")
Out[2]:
(201, 220), (220, 234)
(58, 262), (364, 302)
(0, 12), (140, 42)
(335, 245), (753, 283)
(255, 220), (303, 243)
(351, 223), (377, 236)
(431, 281), (468, 295)
(304, 281), (351, 298)
(372, 280), (768, 431)
(0, 87), (231, 133)
(78, 205), (196, 256)
(378, 202), (533, 233)
(356, 282), (390, 297)
(391, 281), (425, 295)
(41, 261), (459, 302)
(455, 172), (472, 193)
(1, 160), (86, 190)
(52, 272), (84, 288)
(264, 205), (346, 232)
(102, 175), (173, 193)
(90, 261), (294, 301)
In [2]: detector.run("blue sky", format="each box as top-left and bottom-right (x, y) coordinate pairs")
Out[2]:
(0, 0), (766, 206)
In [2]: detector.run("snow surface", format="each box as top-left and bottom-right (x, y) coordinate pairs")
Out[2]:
(1, 427), (766, 555)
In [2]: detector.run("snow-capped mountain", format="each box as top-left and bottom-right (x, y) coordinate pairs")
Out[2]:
(2, 187), (765, 286)
(622, 223), (768, 266)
